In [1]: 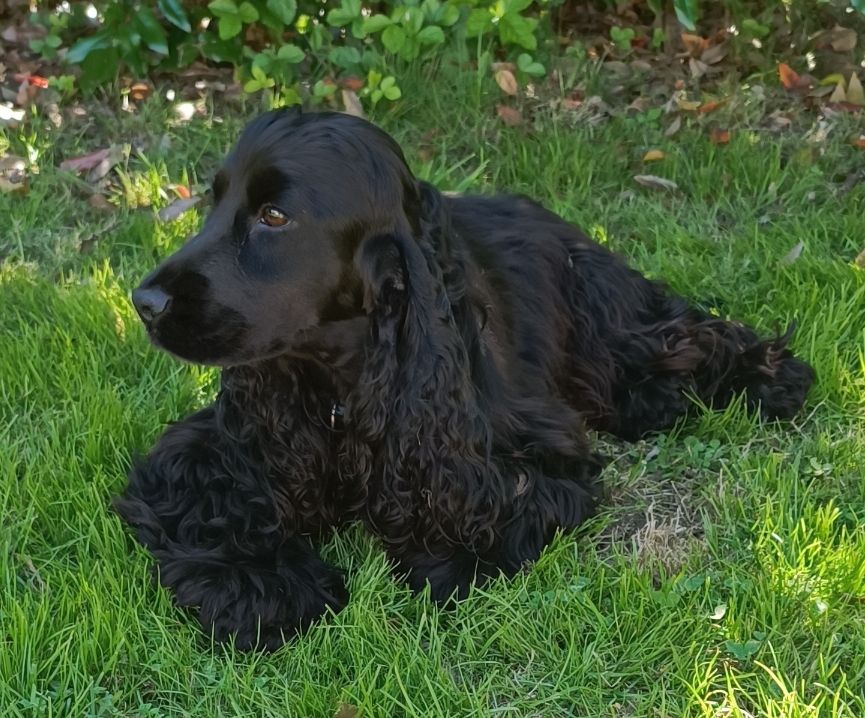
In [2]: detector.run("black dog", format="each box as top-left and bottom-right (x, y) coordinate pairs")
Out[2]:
(117, 108), (814, 650)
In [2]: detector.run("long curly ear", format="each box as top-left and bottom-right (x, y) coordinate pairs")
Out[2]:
(348, 190), (507, 553)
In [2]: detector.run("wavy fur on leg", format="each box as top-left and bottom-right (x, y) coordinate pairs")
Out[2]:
(119, 109), (814, 648)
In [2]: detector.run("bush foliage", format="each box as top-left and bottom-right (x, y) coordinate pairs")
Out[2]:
(27, 0), (865, 106)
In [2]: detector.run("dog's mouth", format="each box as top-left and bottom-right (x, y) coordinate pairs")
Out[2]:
(140, 299), (251, 367)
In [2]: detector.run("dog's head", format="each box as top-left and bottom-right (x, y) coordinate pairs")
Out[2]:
(132, 108), (422, 365)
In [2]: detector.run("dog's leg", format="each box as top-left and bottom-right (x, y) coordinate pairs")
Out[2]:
(389, 463), (597, 603)
(115, 407), (346, 651)
(609, 307), (815, 439)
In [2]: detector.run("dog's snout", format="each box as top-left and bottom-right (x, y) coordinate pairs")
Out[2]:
(132, 286), (172, 323)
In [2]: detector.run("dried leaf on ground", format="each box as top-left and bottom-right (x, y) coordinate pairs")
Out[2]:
(496, 104), (523, 126)
(333, 704), (358, 718)
(700, 43), (728, 65)
(60, 148), (111, 173)
(778, 63), (810, 91)
(158, 196), (202, 222)
(816, 25), (858, 53)
(780, 241), (804, 266)
(339, 76), (364, 92)
(847, 73), (864, 106)
(0, 154), (28, 194)
(341, 90), (364, 118)
(855, 247), (865, 268)
(710, 128), (730, 144)
(495, 69), (518, 96)
(643, 149), (665, 162)
(88, 193), (114, 212)
(665, 116), (682, 137)
(829, 82), (847, 103)
(852, 136), (865, 149)
(634, 174), (678, 191)
(698, 100), (723, 114)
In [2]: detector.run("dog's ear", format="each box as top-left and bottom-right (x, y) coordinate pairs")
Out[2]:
(348, 211), (506, 553)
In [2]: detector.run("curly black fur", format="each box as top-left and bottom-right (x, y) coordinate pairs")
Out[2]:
(117, 108), (815, 650)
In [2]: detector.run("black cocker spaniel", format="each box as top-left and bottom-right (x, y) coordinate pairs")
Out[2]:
(118, 108), (814, 651)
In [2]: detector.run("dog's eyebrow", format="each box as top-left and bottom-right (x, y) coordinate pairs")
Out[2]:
(212, 170), (229, 203)
(247, 167), (292, 210)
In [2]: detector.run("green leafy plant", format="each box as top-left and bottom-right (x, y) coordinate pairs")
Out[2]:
(466, 0), (540, 51)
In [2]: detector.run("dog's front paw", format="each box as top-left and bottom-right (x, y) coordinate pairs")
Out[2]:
(196, 561), (348, 651)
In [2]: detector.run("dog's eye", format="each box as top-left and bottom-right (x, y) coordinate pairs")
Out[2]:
(259, 205), (290, 227)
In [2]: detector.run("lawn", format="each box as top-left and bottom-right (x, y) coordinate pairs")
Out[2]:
(2, 64), (865, 717)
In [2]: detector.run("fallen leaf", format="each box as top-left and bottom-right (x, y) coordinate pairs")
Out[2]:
(824, 25), (857, 53)
(643, 149), (665, 162)
(855, 247), (865, 267)
(333, 704), (358, 718)
(708, 604), (727, 621)
(847, 73), (864, 106)
(829, 82), (847, 104)
(158, 195), (202, 222)
(339, 76), (364, 92)
(710, 128), (730, 144)
(169, 184), (191, 199)
(0, 154), (28, 194)
(689, 58), (708, 79)
(0, 104), (25, 127)
(676, 96), (701, 111)
(778, 63), (802, 90)
(86, 145), (127, 183)
(490, 62), (517, 73)
(665, 116), (682, 137)
(852, 136), (865, 149)
(700, 43), (728, 65)
(496, 104), (523, 126)
(88, 193), (114, 212)
(780, 241), (804, 265)
(634, 174), (678, 191)
(681, 33), (707, 56)
(341, 89), (365, 118)
(698, 100), (723, 114)
(674, 79), (686, 91)
(60, 148), (111, 173)
(495, 69), (518, 96)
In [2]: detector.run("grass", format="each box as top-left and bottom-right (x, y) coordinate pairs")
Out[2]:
(2, 62), (865, 717)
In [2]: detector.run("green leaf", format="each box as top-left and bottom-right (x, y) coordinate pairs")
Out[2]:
(853, 0), (865, 13)
(400, 36), (420, 59)
(381, 25), (406, 54)
(136, 8), (169, 55)
(465, 8), (493, 37)
(408, 8), (424, 33)
(201, 37), (243, 62)
(46, 34), (63, 49)
(237, 1), (259, 23)
(503, 0), (532, 13)
(383, 85), (401, 100)
(277, 43), (304, 63)
(208, 0), (238, 17)
(362, 14), (392, 33)
(380, 75), (395, 90)
(328, 46), (361, 68)
(158, 0), (191, 32)
(313, 79), (337, 97)
(218, 15), (242, 39)
(439, 3), (460, 27)
(327, 7), (356, 27)
(267, 0), (297, 25)
(724, 639), (761, 662)
(498, 13), (537, 50)
(741, 18), (770, 38)
(65, 31), (112, 64)
(417, 25), (444, 45)
(673, 0), (698, 31)
(79, 46), (120, 90)
(517, 52), (544, 76)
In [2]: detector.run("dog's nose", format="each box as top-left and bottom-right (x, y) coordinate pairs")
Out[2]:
(132, 286), (171, 323)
